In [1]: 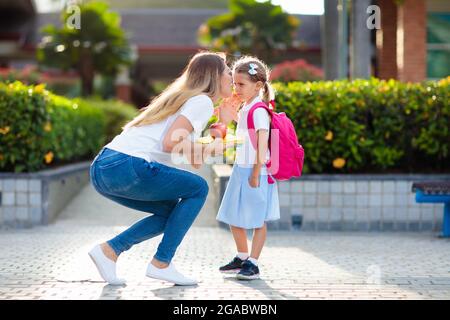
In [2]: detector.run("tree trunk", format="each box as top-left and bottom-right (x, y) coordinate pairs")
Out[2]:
(79, 49), (94, 97)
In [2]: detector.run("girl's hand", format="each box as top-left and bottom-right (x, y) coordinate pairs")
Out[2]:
(248, 174), (260, 188)
(216, 94), (241, 125)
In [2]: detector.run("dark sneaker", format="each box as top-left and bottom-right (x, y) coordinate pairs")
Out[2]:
(236, 260), (260, 280)
(219, 256), (246, 273)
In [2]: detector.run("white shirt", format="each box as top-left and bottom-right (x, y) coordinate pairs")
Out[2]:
(234, 96), (271, 171)
(105, 94), (214, 170)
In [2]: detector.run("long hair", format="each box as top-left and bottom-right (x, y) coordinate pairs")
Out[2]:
(123, 51), (226, 130)
(232, 55), (275, 105)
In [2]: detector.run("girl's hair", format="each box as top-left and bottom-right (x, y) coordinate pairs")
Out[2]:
(123, 51), (227, 130)
(232, 55), (275, 105)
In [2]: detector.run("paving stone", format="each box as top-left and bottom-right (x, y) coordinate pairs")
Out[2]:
(0, 177), (449, 300)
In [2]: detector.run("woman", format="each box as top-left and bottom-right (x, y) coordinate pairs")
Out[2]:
(89, 52), (233, 286)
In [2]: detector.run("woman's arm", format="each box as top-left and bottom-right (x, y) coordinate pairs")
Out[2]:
(249, 129), (269, 188)
(162, 115), (225, 167)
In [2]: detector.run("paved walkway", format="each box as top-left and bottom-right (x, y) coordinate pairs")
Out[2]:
(0, 165), (450, 300)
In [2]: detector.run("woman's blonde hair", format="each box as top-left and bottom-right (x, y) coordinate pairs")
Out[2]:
(232, 55), (275, 105)
(123, 51), (227, 129)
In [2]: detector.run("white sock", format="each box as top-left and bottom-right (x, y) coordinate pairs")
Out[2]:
(248, 257), (258, 266)
(236, 252), (249, 260)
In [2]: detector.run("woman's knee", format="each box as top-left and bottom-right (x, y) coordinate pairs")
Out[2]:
(194, 176), (209, 198)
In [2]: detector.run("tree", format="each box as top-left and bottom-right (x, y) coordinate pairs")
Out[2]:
(37, 1), (132, 96)
(198, 0), (300, 62)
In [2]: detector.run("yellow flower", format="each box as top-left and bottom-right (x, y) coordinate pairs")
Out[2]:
(44, 152), (54, 164)
(34, 83), (46, 94)
(438, 76), (450, 86)
(198, 24), (209, 37)
(0, 154), (3, 161)
(0, 126), (10, 134)
(378, 85), (389, 93)
(325, 131), (333, 141)
(333, 158), (346, 169)
(44, 122), (52, 132)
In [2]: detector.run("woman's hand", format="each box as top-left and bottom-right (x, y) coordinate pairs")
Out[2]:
(204, 137), (227, 158)
(215, 94), (241, 125)
(191, 163), (202, 169)
(248, 174), (260, 188)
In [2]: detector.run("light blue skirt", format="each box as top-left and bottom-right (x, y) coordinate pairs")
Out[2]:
(216, 165), (280, 229)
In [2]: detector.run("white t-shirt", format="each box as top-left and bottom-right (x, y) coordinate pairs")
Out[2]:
(105, 94), (214, 170)
(234, 96), (271, 172)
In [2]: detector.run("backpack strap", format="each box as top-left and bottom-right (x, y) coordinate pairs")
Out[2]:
(247, 102), (275, 185)
(247, 102), (272, 150)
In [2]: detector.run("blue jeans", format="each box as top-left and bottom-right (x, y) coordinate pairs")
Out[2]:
(89, 147), (209, 264)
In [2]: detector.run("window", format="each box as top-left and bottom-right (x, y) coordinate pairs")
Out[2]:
(427, 13), (450, 79)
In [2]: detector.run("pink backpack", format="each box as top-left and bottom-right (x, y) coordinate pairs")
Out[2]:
(247, 101), (304, 184)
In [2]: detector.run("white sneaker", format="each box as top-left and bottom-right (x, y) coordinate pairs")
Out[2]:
(88, 244), (126, 286)
(146, 262), (198, 286)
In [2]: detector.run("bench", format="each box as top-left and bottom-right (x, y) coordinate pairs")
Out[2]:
(412, 181), (450, 237)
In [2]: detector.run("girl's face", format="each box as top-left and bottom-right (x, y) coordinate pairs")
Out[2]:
(233, 72), (263, 103)
(219, 65), (233, 99)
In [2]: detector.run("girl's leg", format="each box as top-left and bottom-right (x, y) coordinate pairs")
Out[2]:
(230, 225), (249, 253)
(250, 223), (267, 259)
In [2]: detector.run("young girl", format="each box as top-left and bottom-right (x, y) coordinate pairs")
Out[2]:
(216, 56), (280, 280)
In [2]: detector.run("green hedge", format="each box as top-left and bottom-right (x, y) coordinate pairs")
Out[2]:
(273, 77), (450, 174)
(2, 78), (448, 174)
(74, 98), (138, 143)
(0, 81), (106, 172)
(0, 82), (138, 173)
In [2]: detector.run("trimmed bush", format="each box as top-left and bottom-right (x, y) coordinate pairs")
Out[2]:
(75, 98), (138, 143)
(0, 81), (106, 172)
(270, 59), (324, 82)
(273, 77), (450, 174)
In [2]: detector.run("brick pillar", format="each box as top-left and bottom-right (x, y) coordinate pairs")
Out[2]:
(397, 0), (427, 82)
(115, 65), (131, 103)
(116, 84), (131, 103)
(376, 0), (398, 80)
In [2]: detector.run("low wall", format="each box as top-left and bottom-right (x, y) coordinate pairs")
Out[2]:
(0, 162), (91, 228)
(212, 164), (450, 232)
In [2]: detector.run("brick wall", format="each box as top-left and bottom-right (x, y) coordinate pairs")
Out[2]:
(376, 0), (427, 82)
(377, 0), (398, 79)
(397, 0), (427, 82)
